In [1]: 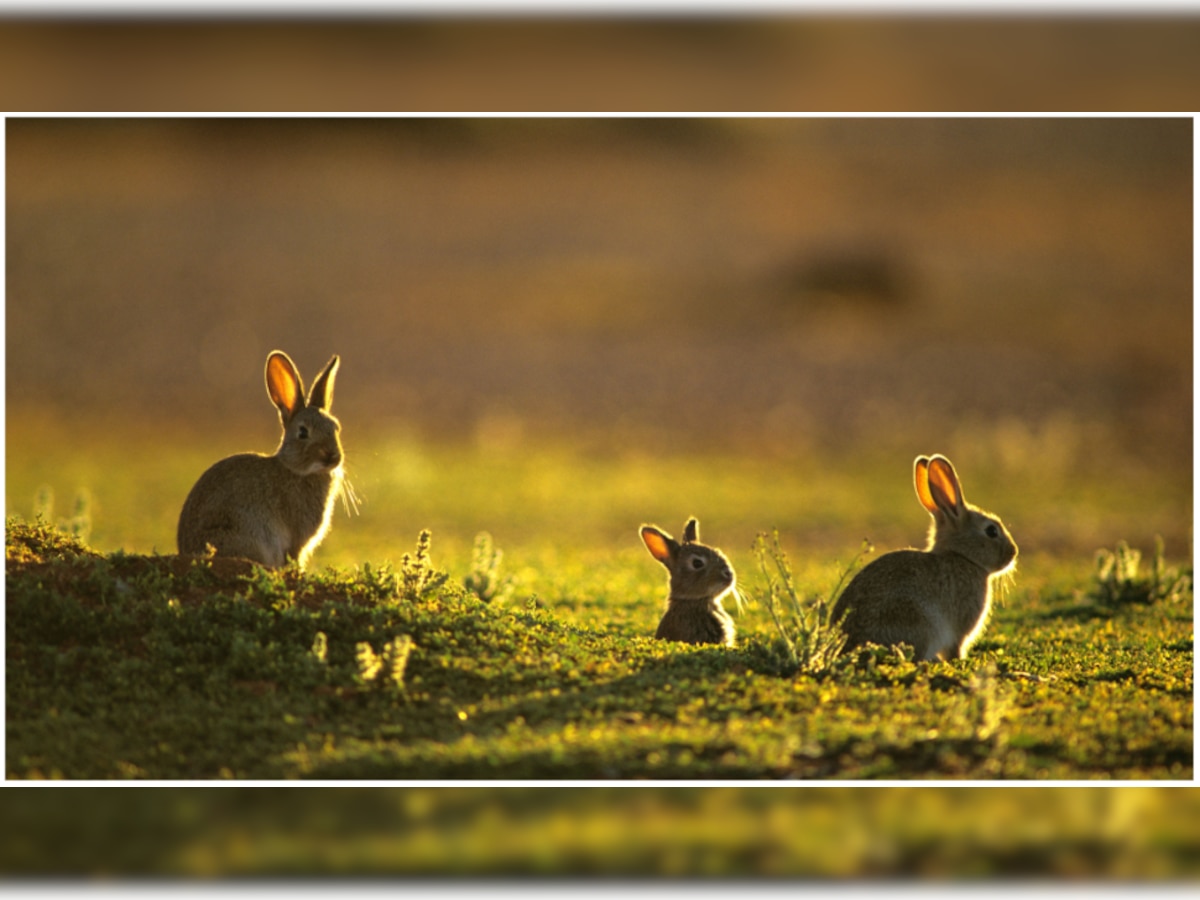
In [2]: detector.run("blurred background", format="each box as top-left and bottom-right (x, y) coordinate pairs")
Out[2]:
(3, 16), (1200, 111)
(6, 116), (1192, 563)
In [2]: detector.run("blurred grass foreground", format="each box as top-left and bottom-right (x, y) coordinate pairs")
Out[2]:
(1, 786), (1199, 878)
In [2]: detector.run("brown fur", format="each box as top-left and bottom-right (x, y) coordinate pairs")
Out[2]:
(832, 455), (1017, 661)
(641, 517), (737, 647)
(177, 350), (345, 570)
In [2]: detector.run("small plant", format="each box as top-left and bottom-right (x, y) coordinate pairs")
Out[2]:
(310, 631), (329, 665)
(399, 530), (449, 599)
(355, 635), (415, 689)
(1090, 536), (1191, 608)
(751, 530), (859, 674)
(968, 661), (1010, 746)
(464, 531), (516, 604)
(236, 563), (295, 610)
(33, 485), (54, 522)
(5, 514), (99, 564)
(31, 485), (93, 545)
(385, 635), (415, 687)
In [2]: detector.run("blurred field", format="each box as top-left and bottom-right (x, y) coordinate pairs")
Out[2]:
(1, 785), (1199, 878)
(5, 118), (1192, 571)
(4, 18), (1200, 112)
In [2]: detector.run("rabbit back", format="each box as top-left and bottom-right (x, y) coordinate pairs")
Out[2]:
(642, 517), (738, 647)
(177, 452), (341, 569)
(833, 455), (1016, 661)
(833, 549), (992, 660)
(655, 597), (736, 647)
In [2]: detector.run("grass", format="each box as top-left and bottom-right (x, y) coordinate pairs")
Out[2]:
(6, 505), (1192, 780)
(5, 412), (1193, 781)
(10, 408), (1192, 561)
(751, 528), (857, 674)
(1090, 536), (1192, 609)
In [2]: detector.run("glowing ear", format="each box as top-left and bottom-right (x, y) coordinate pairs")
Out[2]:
(641, 526), (677, 565)
(926, 455), (965, 516)
(308, 354), (340, 411)
(913, 456), (937, 514)
(266, 351), (304, 420)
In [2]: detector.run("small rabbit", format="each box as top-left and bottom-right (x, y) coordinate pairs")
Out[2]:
(832, 454), (1017, 661)
(177, 350), (345, 570)
(641, 517), (738, 647)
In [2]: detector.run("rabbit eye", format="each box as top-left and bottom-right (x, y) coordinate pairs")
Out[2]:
(297, 425), (310, 440)
(985, 523), (1000, 538)
(689, 556), (706, 570)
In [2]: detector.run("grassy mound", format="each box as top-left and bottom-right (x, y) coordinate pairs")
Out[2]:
(5, 518), (1192, 780)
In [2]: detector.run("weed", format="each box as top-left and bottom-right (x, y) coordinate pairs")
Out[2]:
(30, 485), (93, 545)
(311, 631), (328, 664)
(750, 530), (856, 674)
(968, 661), (1011, 746)
(32, 485), (54, 522)
(5, 514), (100, 564)
(355, 635), (415, 690)
(1090, 536), (1191, 608)
(399, 530), (449, 599)
(236, 564), (295, 611)
(354, 561), (400, 600)
(463, 531), (515, 604)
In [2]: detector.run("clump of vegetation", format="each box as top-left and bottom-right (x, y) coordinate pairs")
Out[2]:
(398, 529), (449, 599)
(5, 514), (100, 565)
(355, 635), (415, 689)
(750, 530), (855, 674)
(5, 516), (1193, 781)
(1090, 536), (1191, 608)
(31, 485), (93, 545)
(463, 531), (516, 604)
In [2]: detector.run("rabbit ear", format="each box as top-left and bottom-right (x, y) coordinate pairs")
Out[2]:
(925, 455), (966, 518)
(266, 351), (305, 422)
(682, 518), (699, 543)
(641, 526), (678, 567)
(913, 456), (937, 514)
(308, 354), (340, 411)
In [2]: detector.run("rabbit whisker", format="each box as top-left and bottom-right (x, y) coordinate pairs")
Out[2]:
(993, 567), (1017, 608)
(338, 476), (361, 517)
(728, 585), (746, 615)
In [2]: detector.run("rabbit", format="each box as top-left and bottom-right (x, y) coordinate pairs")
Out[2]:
(177, 350), (346, 570)
(641, 517), (738, 647)
(832, 454), (1017, 661)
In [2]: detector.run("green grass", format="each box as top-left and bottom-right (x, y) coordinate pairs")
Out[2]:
(6, 510), (1191, 780)
(9, 411), (1190, 571)
(5, 414), (1192, 780)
